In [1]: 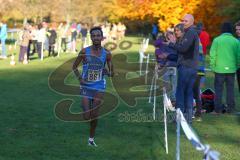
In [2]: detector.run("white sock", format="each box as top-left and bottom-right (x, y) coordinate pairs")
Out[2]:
(89, 137), (94, 142)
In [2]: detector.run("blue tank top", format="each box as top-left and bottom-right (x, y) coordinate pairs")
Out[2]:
(81, 46), (107, 90)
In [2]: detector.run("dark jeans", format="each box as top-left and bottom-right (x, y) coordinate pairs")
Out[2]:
(61, 38), (67, 52)
(37, 42), (43, 58)
(193, 75), (203, 117)
(237, 68), (240, 92)
(151, 33), (157, 40)
(48, 44), (55, 56)
(214, 73), (235, 113)
(19, 46), (28, 62)
(176, 65), (197, 123)
(28, 40), (37, 57)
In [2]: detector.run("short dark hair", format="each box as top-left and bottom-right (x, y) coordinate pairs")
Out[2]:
(90, 26), (103, 36)
(221, 22), (233, 34)
(174, 23), (184, 33)
(235, 20), (240, 27)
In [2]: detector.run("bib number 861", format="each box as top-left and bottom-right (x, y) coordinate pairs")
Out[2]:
(87, 70), (102, 82)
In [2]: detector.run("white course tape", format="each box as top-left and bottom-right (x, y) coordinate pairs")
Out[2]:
(176, 109), (220, 160)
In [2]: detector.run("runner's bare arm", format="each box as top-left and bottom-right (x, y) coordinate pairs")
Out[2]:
(72, 49), (86, 80)
(106, 50), (114, 77)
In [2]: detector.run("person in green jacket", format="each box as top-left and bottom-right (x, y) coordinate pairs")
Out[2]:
(210, 22), (240, 114)
(235, 21), (240, 92)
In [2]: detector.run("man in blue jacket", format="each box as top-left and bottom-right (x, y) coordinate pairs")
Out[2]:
(0, 21), (7, 59)
(167, 14), (199, 123)
(152, 23), (158, 40)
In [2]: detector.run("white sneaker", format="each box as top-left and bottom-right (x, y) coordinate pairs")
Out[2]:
(88, 140), (98, 147)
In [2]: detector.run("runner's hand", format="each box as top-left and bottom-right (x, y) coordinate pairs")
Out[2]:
(78, 76), (85, 85)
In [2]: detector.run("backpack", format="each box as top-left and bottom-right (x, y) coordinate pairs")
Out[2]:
(201, 88), (215, 113)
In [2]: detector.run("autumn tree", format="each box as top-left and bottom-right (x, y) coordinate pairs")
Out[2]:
(106, 0), (239, 35)
(0, 0), (239, 35)
(106, 0), (202, 31)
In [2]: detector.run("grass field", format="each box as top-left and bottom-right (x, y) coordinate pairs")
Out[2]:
(0, 36), (240, 160)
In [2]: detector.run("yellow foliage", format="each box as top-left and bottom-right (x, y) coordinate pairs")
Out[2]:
(0, 0), (233, 36)
(110, 0), (231, 35)
(110, 0), (203, 31)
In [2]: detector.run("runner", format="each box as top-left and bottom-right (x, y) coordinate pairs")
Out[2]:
(72, 26), (114, 147)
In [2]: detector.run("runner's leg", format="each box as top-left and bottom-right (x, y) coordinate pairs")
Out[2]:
(89, 92), (104, 138)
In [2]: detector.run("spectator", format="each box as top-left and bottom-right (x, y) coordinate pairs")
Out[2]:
(77, 22), (81, 38)
(210, 22), (240, 114)
(168, 14), (199, 123)
(116, 22), (122, 40)
(71, 23), (78, 53)
(19, 24), (31, 62)
(154, 36), (167, 68)
(174, 24), (185, 41)
(196, 22), (210, 55)
(105, 23), (111, 40)
(152, 23), (158, 40)
(47, 23), (57, 57)
(60, 22), (69, 52)
(193, 25), (206, 121)
(28, 25), (38, 57)
(110, 23), (117, 41)
(36, 23), (46, 59)
(66, 26), (72, 52)
(155, 31), (178, 103)
(0, 20), (8, 59)
(121, 23), (126, 39)
(57, 23), (63, 55)
(42, 22), (49, 51)
(235, 21), (240, 92)
(80, 23), (88, 49)
(116, 22), (126, 40)
(235, 20), (240, 41)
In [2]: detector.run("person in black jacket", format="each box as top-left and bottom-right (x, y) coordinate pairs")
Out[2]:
(167, 14), (199, 123)
(48, 23), (57, 57)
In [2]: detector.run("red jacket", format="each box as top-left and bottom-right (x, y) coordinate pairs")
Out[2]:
(199, 30), (210, 55)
